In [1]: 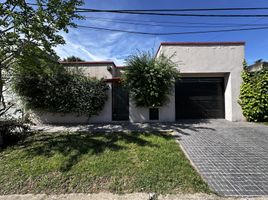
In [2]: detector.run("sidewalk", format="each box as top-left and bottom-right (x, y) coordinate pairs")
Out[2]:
(0, 193), (268, 200)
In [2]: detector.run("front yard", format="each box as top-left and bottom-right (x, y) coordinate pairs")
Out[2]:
(0, 131), (209, 195)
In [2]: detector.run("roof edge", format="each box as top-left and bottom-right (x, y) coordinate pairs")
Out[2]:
(155, 41), (245, 57)
(160, 41), (245, 46)
(59, 61), (116, 66)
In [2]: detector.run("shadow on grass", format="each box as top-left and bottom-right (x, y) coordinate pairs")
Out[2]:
(19, 120), (217, 172)
(72, 119), (216, 140)
(23, 132), (171, 172)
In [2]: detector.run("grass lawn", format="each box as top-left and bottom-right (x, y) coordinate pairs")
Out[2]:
(0, 131), (210, 195)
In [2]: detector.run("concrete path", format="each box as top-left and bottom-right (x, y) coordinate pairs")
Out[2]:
(175, 120), (268, 197)
(0, 193), (267, 200)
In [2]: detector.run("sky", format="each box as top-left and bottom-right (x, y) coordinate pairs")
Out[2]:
(7, 0), (268, 65)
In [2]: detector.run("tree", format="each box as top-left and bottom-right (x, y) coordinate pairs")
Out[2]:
(239, 61), (268, 122)
(63, 56), (85, 62)
(122, 51), (180, 107)
(0, 0), (83, 116)
(0, 0), (83, 147)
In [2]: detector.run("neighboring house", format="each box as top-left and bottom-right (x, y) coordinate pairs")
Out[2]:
(248, 60), (268, 72)
(33, 41), (245, 123)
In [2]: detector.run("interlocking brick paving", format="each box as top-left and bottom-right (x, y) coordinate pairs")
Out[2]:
(176, 120), (268, 197)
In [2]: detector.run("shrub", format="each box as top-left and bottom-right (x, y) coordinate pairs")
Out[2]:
(13, 62), (108, 117)
(0, 119), (30, 148)
(239, 66), (268, 122)
(123, 51), (180, 107)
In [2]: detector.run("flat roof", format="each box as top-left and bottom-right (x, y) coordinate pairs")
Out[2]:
(155, 41), (245, 57)
(59, 61), (116, 66)
(160, 41), (245, 46)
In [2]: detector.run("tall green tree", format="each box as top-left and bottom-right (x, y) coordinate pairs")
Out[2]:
(0, 0), (83, 147)
(0, 0), (83, 117)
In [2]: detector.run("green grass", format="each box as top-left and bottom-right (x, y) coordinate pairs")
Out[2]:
(0, 131), (210, 195)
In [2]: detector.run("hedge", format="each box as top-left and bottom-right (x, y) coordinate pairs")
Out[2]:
(239, 67), (268, 122)
(13, 63), (108, 117)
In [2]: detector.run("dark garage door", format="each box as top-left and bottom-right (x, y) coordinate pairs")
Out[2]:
(175, 77), (225, 119)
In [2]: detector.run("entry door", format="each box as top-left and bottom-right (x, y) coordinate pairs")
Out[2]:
(112, 82), (129, 121)
(175, 77), (225, 119)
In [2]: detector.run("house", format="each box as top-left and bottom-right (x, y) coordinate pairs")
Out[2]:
(33, 41), (245, 123)
(248, 60), (268, 72)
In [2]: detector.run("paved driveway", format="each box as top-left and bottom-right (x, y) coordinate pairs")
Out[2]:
(176, 120), (268, 197)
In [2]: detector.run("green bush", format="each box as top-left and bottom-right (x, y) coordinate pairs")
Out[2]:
(0, 119), (30, 148)
(123, 52), (180, 107)
(239, 67), (268, 122)
(13, 62), (108, 117)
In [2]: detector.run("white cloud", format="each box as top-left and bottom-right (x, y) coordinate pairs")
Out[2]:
(54, 15), (163, 66)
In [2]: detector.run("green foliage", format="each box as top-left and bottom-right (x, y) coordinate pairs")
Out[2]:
(123, 51), (180, 107)
(0, 0), (83, 117)
(13, 54), (108, 117)
(239, 63), (268, 122)
(63, 56), (85, 62)
(0, 0), (83, 60)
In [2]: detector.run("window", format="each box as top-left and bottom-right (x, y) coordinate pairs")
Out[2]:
(149, 108), (159, 120)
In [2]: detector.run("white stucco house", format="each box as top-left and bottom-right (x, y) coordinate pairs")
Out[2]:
(31, 41), (245, 123)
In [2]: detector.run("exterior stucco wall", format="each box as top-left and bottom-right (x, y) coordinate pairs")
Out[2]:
(65, 63), (114, 79)
(157, 44), (244, 121)
(129, 89), (175, 122)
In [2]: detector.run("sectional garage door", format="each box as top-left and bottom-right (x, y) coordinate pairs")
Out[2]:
(175, 77), (225, 119)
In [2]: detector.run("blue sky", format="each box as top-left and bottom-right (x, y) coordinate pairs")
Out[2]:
(13, 0), (268, 65)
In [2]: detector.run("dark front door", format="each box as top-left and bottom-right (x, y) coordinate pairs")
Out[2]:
(112, 82), (129, 121)
(175, 77), (225, 119)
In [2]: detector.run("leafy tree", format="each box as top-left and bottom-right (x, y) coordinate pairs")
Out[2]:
(63, 56), (85, 62)
(123, 51), (180, 107)
(0, 0), (83, 147)
(0, 0), (83, 116)
(239, 61), (268, 122)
